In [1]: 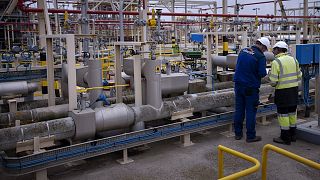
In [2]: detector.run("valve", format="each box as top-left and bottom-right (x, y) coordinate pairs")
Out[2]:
(1, 52), (14, 62)
(82, 52), (90, 59)
(134, 19), (146, 27)
(21, 51), (32, 61)
(147, 9), (157, 27)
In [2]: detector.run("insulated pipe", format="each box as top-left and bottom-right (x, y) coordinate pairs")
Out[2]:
(0, 83), (314, 151)
(95, 103), (135, 132)
(87, 60), (103, 108)
(211, 55), (230, 68)
(0, 81), (38, 96)
(133, 85), (275, 123)
(0, 117), (75, 151)
(211, 52), (276, 68)
(0, 104), (69, 126)
(144, 60), (163, 109)
(0, 96), (135, 127)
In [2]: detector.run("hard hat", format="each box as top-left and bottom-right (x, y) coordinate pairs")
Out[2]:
(273, 41), (288, 50)
(257, 37), (271, 49)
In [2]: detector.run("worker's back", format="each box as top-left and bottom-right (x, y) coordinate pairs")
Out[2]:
(270, 53), (301, 90)
(234, 45), (267, 88)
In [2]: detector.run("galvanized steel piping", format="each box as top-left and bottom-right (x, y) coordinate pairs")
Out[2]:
(0, 85), (276, 151)
(0, 117), (75, 151)
(0, 81), (38, 96)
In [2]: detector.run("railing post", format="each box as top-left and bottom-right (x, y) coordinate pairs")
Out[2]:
(218, 145), (224, 178)
(261, 144), (320, 180)
(261, 145), (269, 180)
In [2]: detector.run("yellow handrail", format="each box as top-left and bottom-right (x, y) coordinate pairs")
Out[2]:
(262, 144), (320, 180)
(218, 145), (261, 180)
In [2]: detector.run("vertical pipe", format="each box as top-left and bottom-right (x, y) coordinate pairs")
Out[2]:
(171, 0), (176, 39)
(207, 34), (213, 86)
(66, 35), (77, 111)
(303, 0), (308, 44)
(46, 38), (55, 107)
(88, 59), (103, 108)
(222, 0), (228, 32)
(132, 46), (144, 131)
(274, 0), (277, 17)
(223, 36), (228, 56)
(119, 0), (124, 42)
(144, 60), (162, 109)
(78, 23), (83, 53)
(43, 0), (52, 35)
(37, 0), (47, 49)
(184, 0), (187, 48)
(81, 0), (89, 65)
(11, 25), (14, 43)
(4, 26), (7, 50)
(115, 45), (123, 103)
(53, 0), (59, 34)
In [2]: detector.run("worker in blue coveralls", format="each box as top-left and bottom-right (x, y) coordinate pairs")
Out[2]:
(233, 37), (270, 142)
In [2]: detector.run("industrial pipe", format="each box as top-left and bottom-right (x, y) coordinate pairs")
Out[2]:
(87, 60), (103, 108)
(16, 3), (320, 19)
(0, 85), (275, 151)
(0, 104), (69, 126)
(0, 117), (75, 151)
(0, 81), (38, 96)
(211, 52), (276, 69)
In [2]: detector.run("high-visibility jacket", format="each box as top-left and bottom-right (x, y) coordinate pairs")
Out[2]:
(269, 53), (302, 89)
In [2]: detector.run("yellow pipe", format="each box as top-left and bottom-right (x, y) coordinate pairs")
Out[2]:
(218, 145), (260, 180)
(262, 144), (320, 180)
(218, 146), (224, 178)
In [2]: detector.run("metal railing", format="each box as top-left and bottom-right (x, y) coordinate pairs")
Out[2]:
(218, 145), (261, 180)
(262, 144), (320, 180)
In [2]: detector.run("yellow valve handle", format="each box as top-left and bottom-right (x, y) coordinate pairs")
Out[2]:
(76, 84), (129, 93)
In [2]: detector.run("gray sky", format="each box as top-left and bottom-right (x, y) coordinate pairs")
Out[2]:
(218, 0), (306, 16)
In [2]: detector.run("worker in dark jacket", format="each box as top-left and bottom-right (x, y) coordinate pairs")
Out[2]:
(233, 37), (270, 142)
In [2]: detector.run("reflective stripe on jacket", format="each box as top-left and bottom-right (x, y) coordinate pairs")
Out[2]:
(269, 53), (302, 89)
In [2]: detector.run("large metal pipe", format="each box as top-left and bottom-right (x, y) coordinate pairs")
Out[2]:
(0, 104), (69, 126)
(0, 81), (38, 96)
(0, 85), (276, 150)
(87, 60), (103, 108)
(95, 103), (135, 132)
(211, 52), (275, 68)
(0, 117), (75, 151)
(144, 60), (163, 109)
(133, 85), (275, 123)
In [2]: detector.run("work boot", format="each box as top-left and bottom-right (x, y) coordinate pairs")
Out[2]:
(273, 130), (291, 145)
(290, 127), (297, 142)
(235, 135), (242, 140)
(246, 136), (262, 143)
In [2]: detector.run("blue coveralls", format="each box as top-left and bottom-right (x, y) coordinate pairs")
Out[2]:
(233, 46), (267, 139)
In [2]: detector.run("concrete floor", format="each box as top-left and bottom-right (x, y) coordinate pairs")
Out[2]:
(2, 113), (320, 180)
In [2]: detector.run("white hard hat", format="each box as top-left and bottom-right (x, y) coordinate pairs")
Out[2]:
(273, 41), (288, 50)
(257, 37), (271, 49)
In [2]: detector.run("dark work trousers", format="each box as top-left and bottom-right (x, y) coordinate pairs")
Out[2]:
(277, 106), (297, 114)
(234, 84), (259, 139)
